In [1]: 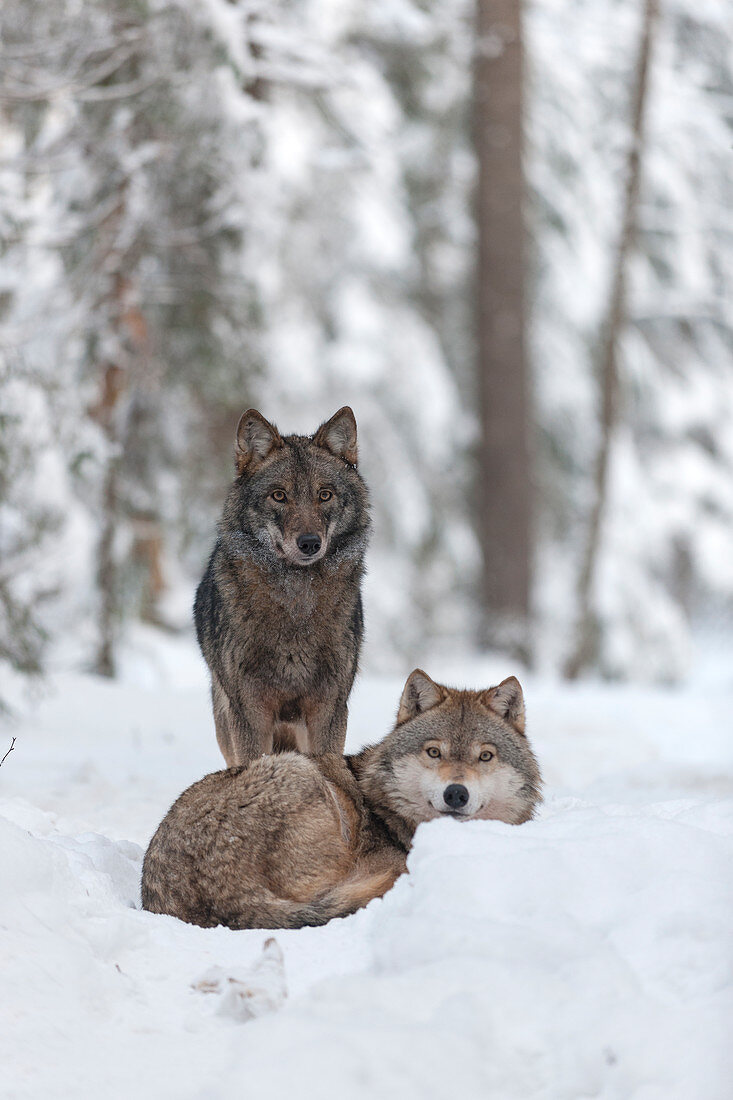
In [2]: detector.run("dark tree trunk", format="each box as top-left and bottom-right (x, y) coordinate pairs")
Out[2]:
(473, 0), (532, 658)
(96, 446), (120, 678)
(89, 270), (155, 676)
(564, 0), (659, 680)
(90, 361), (126, 678)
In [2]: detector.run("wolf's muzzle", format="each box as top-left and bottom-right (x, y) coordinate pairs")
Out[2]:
(443, 784), (469, 811)
(296, 533), (322, 556)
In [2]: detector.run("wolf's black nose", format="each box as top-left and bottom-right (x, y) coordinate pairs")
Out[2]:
(443, 784), (469, 810)
(297, 533), (322, 556)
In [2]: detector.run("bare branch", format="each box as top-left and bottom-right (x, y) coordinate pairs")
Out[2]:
(77, 76), (161, 103)
(0, 39), (144, 102)
(564, 0), (660, 679)
(0, 737), (16, 769)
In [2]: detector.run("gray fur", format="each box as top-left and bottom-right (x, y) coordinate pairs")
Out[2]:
(194, 407), (370, 766)
(141, 672), (543, 929)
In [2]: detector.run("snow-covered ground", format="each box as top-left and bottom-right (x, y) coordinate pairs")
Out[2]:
(1, 629), (731, 1100)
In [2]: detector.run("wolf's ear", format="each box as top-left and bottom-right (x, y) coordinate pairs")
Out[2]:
(235, 410), (282, 474)
(397, 669), (445, 725)
(481, 676), (526, 734)
(313, 406), (358, 466)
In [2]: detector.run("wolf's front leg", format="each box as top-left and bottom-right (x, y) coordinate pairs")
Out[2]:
(211, 675), (272, 767)
(305, 697), (348, 757)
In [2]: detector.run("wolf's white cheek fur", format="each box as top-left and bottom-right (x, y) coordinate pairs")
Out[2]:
(474, 763), (528, 823)
(387, 757), (443, 823)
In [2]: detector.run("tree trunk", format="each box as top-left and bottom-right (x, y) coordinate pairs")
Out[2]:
(473, 0), (532, 658)
(131, 517), (167, 626)
(88, 268), (153, 676)
(90, 361), (126, 678)
(564, 0), (659, 680)
(96, 449), (120, 678)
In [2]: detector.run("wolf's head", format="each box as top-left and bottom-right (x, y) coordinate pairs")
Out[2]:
(220, 407), (370, 568)
(359, 670), (542, 834)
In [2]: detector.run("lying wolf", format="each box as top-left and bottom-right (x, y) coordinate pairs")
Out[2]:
(141, 671), (542, 929)
(194, 406), (370, 766)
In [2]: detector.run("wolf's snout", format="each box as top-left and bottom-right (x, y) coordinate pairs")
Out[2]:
(443, 783), (469, 810)
(296, 534), (322, 556)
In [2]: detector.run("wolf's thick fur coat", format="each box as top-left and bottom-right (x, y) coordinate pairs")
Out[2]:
(141, 671), (542, 929)
(194, 407), (370, 767)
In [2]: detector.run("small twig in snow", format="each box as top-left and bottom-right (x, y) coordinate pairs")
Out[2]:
(0, 736), (16, 768)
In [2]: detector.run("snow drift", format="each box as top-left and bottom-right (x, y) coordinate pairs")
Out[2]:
(1, 636), (731, 1099)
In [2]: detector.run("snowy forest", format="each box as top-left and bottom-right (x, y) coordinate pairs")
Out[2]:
(1, 0), (732, 700)
(2, 4), (732, 1097)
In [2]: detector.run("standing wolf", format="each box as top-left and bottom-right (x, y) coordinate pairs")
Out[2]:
(194, 406), (370, 766)
(141, 670), (542, 929)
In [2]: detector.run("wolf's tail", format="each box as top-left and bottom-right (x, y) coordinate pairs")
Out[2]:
(228, 867), (399, 930)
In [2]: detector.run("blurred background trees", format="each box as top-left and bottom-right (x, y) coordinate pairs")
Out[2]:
(564, 0), (660, 679)
(474, 0), (532, 661)
(1, 0), (731, 695)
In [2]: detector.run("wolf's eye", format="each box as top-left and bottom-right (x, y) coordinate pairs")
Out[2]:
(425, 746), (441, 759)
(479, 749), (494, 762)
(271, 490), (287, 502)
(318, 489), (333, 502)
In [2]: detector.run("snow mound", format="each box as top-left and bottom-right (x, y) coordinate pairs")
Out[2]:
(1, 655), (731, 1098)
